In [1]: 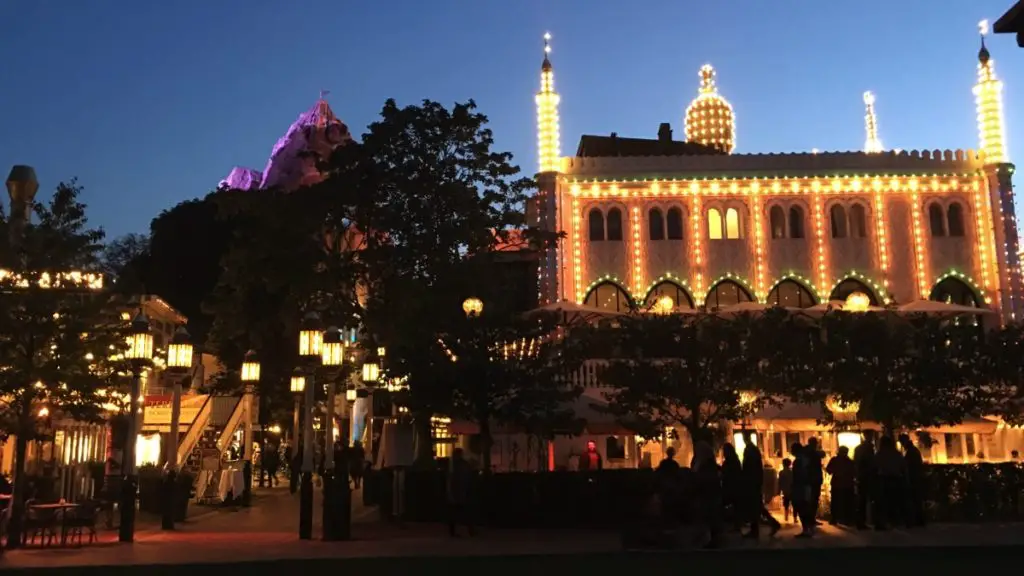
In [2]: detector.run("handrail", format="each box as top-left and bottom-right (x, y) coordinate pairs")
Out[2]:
(177, 395), (213, 465)
(215, 395), (246, 453)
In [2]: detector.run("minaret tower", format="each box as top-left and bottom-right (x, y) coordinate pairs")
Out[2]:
(863, 91), (883, 153)
(533, 32), (563, 304)
(536, 32), (562, 174)
(684, 64), (736, 153)
(975, 19), (1022, 321)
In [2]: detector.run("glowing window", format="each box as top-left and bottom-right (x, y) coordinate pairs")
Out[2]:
(644, 281), (695, 310)
(725, 208), (741, 239)
(705, 279), (753, 310)
(708, 208), (723, 240)
(765, 279), (816, 308)
(583, 282), (633, 312)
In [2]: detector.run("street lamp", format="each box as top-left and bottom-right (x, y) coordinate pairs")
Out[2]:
(297, 311), (322, 540)
(462, 297), (483, 318)
(162, 325), (193, 530)
(346, 386), (357, 402)
(361, 362), (380, 383)
(239, 350), (260, 505)
(321, 326), (348, 541)
(120, 311), (153, 543)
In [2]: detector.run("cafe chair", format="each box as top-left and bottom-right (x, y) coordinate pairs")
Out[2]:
(63, 501), (100, 545)
(22, 500), (60, 547)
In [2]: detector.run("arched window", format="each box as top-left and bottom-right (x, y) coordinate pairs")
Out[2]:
(930, 276), (980, 307)
(588, 208), (605, 241)
(947, 203), (965, 237)
(666, 207), (684, 240)
(789, 205), (805, 239)
(725, 207), (742, 239)
(606, 208), (624, 241)
(705, 279), (754, 310)
(850, 204), (868, 239)
(644, 281), (695, 310)
(830, 204), (848, 238)
(928, 203), (945, 237)
(648, 208), (665, 241)
(769, 205), (786, 239)
(708, 208), (723, 240)
(766, 279), (817, 308)
(584, 281), (633, 312)
(829, 278), (879, 305)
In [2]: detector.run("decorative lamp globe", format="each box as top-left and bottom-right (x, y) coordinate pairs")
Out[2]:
(166, 325), (194, 371)
(684, 64), (736, 154)
(825, 395), (860, 421)
(241, 350), (260, 383)
(462, 297), (483, 318)
(298, 311), (323, 359)
(844, 292), (871, 313)
(362, 362), (380, 383)
(321, 326), (344, 367)
(654, 295), (674, 315)
(345, 387), (357, 402)
(377, 346), (386, 358)
(125, 312), (154, 362)
(290, 370), (306, 394)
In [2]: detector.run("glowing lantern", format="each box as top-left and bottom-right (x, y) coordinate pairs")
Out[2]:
(362, 362), (380, 383)
(298, 311), (323, 359)
(654, 295), (674, 315)
(241, 350), (260, 383)
(844, 292), (871, 313)
(462, 297), (483, 318)
(321, 326), (344, 367)
(125, 312), (153, 363)
(345, 387), (357, 402)
(166, 325), (194, 371)
(290, 371), (305, 394)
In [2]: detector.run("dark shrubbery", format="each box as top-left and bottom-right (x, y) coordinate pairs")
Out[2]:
(137, 465), (195, 521)
(382, 463), (1024, 527)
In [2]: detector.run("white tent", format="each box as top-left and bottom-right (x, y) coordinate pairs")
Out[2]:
(897, 300), (995, 316)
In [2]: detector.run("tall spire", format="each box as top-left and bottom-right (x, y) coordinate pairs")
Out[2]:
(863, 91), (883, 153)
(974, 19), (1008, 164)
(536, 32), (561, 173)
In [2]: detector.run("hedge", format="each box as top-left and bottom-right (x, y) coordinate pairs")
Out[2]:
(373, 463), (1024, 527)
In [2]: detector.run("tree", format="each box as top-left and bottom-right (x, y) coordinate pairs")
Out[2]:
(0, 181), (127, 548)
(100, 233), (149, 294)
(315, 99), (546, 458)
(974, 322), (1024, 426)
(599, 313), (778, 449)
(815, 312), (984, 435)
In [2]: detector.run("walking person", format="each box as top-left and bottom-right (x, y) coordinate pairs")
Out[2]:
(805, 437), (824, 524)
(720, 443), (743, 531)
(898, 434), (926, 528)
(778, 459), (794, 523)
(825, 446), (856, 525)
(349, 441), (366, 489)
(263, 442), (281, 488)
(874, 435), (906, 530)
(446, 448), (475, 537)
(741, 432), (780, 539)
(853, 435), (876, 529)
(791, 442), (815, 538)
(692, 439), (722, 549)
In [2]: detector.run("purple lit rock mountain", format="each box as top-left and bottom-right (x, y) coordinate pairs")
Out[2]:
(219, 98), (352, 191)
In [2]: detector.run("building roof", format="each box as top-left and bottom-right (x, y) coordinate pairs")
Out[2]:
(995, 0), (1024, 33)
(576, 133), (723, 158)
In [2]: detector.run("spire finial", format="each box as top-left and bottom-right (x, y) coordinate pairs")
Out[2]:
(863, 91), (883, 154)
(319, 89), (331, 100)
(978, 19), (991, 63)
(542, 32), (553, 70)
(698, 64), (717, 94)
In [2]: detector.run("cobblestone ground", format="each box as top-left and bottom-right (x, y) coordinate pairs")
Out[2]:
(3, 490), (1023, 572)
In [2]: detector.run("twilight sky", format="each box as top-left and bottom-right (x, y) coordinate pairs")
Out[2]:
(0, 0), (1020, 239)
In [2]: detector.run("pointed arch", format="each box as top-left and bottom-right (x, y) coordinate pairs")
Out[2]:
(708, 208), (723, 240)
(928, 202), (946, 237)
(606, 208), (624, 241)
(583, 279), (634, 313)
(765, 276), (819, 308)
(929, 273), (983, 307)
(947, 202), (965, 237)
(829, 275), (883, 306)
(788, 205), (805, 239)
(648, 208), (665, 241)
(830, 204), (848, 238)
(666, 207), (684, 240)
(705, 277), (755, 310)
(849, 203), (868, 238)
(643, 280), (696, 310)
(725, 207), (742, 239)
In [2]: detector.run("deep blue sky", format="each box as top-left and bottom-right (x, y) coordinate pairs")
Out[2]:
(1, 0), (1020, 239)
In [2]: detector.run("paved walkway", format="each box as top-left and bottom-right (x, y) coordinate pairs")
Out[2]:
(4, 492), (1024, 571)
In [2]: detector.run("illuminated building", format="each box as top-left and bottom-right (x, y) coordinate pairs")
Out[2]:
(533, 25), (1022, 323)
(523, 27), (1024, 468)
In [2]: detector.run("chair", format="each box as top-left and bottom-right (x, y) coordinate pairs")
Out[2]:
(22, 500), (60, 547)
(62, 501), (99, 545)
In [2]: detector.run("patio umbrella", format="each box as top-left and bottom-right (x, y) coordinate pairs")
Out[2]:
(714, 301), (768, 317)
(523, 300), (625, 324)
(896, 300), (995, 316)
(802, 299), (885, 317)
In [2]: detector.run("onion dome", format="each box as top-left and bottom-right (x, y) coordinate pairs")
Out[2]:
(684, 64), (736, 154)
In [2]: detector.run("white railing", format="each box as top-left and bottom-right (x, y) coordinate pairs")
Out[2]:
(215, 396), (245, 453)
(572, 359), (609, 389)
(176, 395), (212, 465)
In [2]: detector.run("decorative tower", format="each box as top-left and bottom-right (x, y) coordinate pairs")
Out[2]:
(863, 91), (883, 153)
(975, 19), (1022, 321)
(536, 33), (562, 174)
(684, 64), (736, 153)
(533, 32), (563, 304)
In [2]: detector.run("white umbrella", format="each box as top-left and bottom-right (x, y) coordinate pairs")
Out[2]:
(896, 300), (995, 316)
(714, 301), (768, 317)
(803, 299), (885, 317)
(524, 300), (626, 325)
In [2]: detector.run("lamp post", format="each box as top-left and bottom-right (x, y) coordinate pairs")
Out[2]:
(162, 325), (193, 530)
(120, 311), (153, 543)
(297, 311), (323, 540)
(321, 326), (349, 540)
(240, 350), (260, 506)
(289, 370), (305, 495)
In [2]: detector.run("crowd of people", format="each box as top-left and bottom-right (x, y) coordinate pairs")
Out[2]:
(256, 440), (368, 492)
(639, 431), (929, 548)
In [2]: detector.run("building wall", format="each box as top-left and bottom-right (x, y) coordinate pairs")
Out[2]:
(546, 150), (1010, 315)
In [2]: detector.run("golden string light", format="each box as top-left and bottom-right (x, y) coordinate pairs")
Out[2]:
(908, 179), (930, 298)
(974, 20), (1007, 165)
(751, 181), (766, 296)
(872, 179), (890, 286)
(631, 205), (643, 296)
(536, 32), (562, 173)
(863, 91), (883, 154)
(689, 184), (705, 301)
(812, 181), (829, 295)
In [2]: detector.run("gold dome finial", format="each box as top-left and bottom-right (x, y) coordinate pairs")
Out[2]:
(685, 63), (735, 154)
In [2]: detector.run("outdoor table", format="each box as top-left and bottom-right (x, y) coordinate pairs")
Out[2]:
(29, 502), (79, 547)
(217, 469), (245, 503)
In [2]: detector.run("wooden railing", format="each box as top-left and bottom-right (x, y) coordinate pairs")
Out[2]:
(215, 396), (246, 453)
(176, 395), (212, 465)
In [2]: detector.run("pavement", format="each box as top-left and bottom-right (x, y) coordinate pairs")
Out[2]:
(3, 487), (1024, 573)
